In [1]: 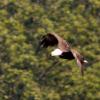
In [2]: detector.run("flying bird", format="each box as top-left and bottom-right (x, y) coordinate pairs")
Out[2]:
(38, 32), (88, 76)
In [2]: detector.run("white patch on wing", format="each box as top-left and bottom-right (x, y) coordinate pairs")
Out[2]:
(51, 49), (62, 56)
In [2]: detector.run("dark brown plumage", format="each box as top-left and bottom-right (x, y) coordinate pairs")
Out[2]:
(38, 32), (88, 76)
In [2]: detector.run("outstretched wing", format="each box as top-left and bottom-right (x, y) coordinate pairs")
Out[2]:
(39, 33), (58, 48)
(39, 32), (70, 52)
(71, 49), (85, 76)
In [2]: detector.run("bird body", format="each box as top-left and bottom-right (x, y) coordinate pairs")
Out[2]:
(59, 50), (75, 60)
(38, 32), (88, 75)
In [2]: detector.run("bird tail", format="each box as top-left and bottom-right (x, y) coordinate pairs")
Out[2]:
(72, 50), (88, 76)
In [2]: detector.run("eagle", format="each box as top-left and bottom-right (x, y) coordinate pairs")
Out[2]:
(38, 32), (88, 76)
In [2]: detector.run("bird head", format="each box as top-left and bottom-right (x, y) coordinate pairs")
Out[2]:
(83, 59), (88, 64)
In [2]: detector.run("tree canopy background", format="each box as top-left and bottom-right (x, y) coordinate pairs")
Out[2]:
(0, 0), (100, 100)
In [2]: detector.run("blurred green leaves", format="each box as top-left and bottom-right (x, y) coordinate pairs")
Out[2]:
(0, 0), (100, 100)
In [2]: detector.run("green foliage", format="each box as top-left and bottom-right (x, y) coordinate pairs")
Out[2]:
(0, 0), (100, 100)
